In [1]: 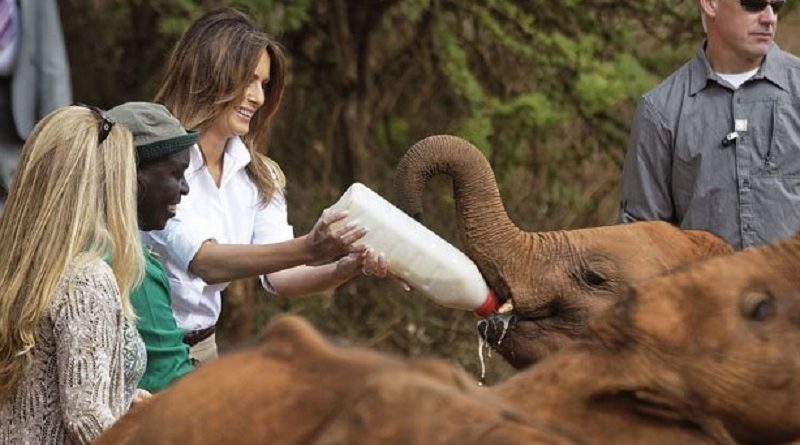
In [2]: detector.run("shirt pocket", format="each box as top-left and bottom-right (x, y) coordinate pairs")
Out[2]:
(673, 112), (702, 197)
(748, 98), (800, 244)
(673, 108), (734, 203)
(760, 98), (800, 179)
(749, 175), (800, 244)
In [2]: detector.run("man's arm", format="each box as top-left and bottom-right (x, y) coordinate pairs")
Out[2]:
(618, 97), (677, 224)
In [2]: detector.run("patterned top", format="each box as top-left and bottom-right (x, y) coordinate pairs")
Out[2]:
(0, 255), (146, 445)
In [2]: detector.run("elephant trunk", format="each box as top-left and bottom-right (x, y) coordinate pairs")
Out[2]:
(394, 135), (525, 295)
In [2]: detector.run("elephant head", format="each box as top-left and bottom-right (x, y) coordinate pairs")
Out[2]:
(394, 135), (732, 369)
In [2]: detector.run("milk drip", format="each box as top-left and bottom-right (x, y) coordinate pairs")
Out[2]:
(327, 183), (497, 316)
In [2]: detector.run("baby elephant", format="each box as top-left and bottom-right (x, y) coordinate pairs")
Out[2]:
(394, 134), (733, 368)
(495, 233), (800, 445)
(94, 315), (580, 445)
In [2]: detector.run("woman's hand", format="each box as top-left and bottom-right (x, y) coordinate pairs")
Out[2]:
(360, 248), (388, 277)
(306, 209), (367, 261)
(358, 248), (412, 291)
(131, 388), (152, 407)
(334, 247), (389, 280)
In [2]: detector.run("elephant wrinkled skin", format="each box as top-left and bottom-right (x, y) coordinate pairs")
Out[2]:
(93, 315), (580, 445)
(97, 245), (800, 445)
(496, 232), (800, 445)
(394, 135), (732, 368)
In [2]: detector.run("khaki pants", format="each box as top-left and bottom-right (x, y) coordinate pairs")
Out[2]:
(189, 333), (218, 365)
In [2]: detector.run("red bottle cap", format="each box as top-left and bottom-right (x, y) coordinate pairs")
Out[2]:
(473, 290), (498, 317)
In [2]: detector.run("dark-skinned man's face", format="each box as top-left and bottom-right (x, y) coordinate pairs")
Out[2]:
(137, 149), (190, 231)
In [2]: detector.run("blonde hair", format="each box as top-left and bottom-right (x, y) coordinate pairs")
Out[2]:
(0, 106), (144, 402)
(155, 7), (287, 204)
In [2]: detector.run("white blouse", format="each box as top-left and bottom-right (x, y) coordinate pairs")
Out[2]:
(142, 138), (294, 332)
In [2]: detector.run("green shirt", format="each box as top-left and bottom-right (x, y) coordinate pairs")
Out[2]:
(130, 246), (194, 392)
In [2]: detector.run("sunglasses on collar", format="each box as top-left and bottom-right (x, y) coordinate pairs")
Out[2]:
(740, 0), (785, 14)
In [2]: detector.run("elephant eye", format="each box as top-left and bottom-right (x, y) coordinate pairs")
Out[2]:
(741, 292), (776, 322)
(581, 268), (608, 287)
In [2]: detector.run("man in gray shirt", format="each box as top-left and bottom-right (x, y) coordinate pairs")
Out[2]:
(619, 0), (800, 250)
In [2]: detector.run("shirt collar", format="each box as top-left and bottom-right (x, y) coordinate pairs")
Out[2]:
(186, 137), (252, 176)
(754, 42), (789, 91)
(224, 137), (252, 174)
(187, 144), (205, 175)
(689, 41), (789, 96)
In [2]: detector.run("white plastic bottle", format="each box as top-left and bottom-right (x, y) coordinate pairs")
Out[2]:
(327, 183), (498, 316)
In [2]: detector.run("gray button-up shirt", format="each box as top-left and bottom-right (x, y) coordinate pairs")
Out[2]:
(619, 42), (800, 250)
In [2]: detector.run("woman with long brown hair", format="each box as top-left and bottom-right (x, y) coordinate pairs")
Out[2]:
(0, 106), (146, 444)
(146, 8), (386, 364)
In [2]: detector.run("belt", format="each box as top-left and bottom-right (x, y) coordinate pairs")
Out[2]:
(183, 325), (216, 347)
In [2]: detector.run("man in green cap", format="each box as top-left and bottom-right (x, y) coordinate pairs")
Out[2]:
(108, 101), (197, 392)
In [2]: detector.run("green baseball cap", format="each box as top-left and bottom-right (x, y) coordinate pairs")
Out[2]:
(107, 102), (198, 163)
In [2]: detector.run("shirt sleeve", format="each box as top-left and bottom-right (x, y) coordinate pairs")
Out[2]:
(252, 187), (295, 293)
(146, 205), (216, 275)
(618, 96), (677, 224)
(51, 263), (123, 444)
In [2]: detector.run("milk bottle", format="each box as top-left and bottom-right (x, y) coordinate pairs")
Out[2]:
(327, 183), (498, 316)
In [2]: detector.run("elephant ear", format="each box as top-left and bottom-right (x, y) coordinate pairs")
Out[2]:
(683, 230), (734, 258)
(257, 314), (336, 363)
(409, 357), (480, 391)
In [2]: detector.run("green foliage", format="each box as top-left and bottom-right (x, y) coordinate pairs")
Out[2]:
(494, 93), (560, 133)
(433, 22), (485, 108)
(151, 0), (313, 37)
(471, 4), (536, 59)
(230, 0), (313, 33)
(151, 0), (202, 37)
(456, 115), (494, 155)
(376, 116), (411, 151)
(576, 53), (657, 115)
(400, 0), (432, 23)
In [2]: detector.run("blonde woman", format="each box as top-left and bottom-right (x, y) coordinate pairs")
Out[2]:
(147, 8), (386, 364)
(0, 106), (147, 444)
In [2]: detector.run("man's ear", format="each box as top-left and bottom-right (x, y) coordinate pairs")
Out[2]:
(699, 0), (719, 18)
